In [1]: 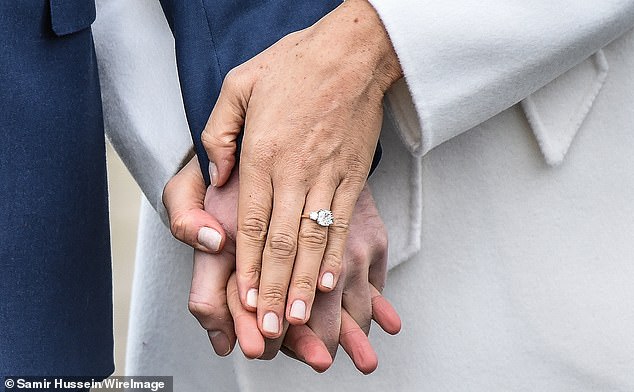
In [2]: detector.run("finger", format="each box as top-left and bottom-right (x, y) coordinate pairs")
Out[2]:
(258, 322), (288, 360)
(367, 249), (388, 294)
(227, 273), (265, 359)
(281, 325), (333, 373)
(163, 157), (226, 253)
(359, 187), (389, 294)
(235, 167), (272, 312)
(257, 186), (305, 338)
(201, 69), (249, 187)
(340, 308), (378, 375)
(189, 250), (236, 357)
(370, 284), (401, 335)
(286, 184), (336, 325)
(341, 249), (373, 335)
(305, 284), (344, 358)
(318, 180), (364, 292)
(258, 316), (288, 360)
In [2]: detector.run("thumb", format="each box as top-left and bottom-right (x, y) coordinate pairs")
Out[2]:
(202, 69), (249, 187)
(163, 157), (227, 253)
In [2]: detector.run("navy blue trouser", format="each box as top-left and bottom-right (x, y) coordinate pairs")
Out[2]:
(1, 0), (112, 380)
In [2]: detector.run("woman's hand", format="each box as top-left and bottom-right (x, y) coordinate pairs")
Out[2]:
(201, 0), (402, 338)
(225, 184), (401, 374)
(163, 157), (401, 373)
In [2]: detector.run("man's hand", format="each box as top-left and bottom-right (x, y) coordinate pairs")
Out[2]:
(163, 157), (401, 373)
(199, 0), (403, 338)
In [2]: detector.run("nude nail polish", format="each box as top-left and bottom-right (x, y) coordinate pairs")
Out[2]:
(263, 312), (279, 334)
(321, 272), (335, 289)
(289, 300), (306, 320)
(246, 288), (258, 308)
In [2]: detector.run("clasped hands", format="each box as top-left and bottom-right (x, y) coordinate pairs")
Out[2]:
(163, 0), (403, 373)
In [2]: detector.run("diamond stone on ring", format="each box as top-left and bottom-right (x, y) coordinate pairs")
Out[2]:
(307, 209), (334, 227)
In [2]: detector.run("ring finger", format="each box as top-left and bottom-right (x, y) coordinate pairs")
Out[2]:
(286, 183), (336, 325)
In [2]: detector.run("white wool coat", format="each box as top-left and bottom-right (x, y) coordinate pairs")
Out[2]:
(93, 0), (634, 390)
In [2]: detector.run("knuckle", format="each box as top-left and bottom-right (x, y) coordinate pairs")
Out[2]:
(293, 273), (316, 293)
(169, 212), (189, 242)
(341, 167), (368, 187)
(202, 128), (237, 152)
(260, 284), (286, 307)
(323, 253), (343, 272)
(201, 130), (219, 151)
(239, 263), (261, 283)
(188, 299), (227, 323)
(267, 231), (297, 258)
(375, 232), (388, 260)
(347, 243), (368, 269)
(239, 210), (269, 242)
(329, 218), (350, 238)
(376, 230), (388, 252)
(298, 225), (328, 249)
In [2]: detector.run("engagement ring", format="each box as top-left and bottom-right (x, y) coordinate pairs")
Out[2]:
(302, 209), (334, 227)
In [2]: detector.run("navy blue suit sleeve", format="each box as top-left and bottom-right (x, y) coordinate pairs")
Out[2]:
(160, 0), (381, 185)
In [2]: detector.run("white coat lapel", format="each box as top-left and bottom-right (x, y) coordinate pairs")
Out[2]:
(521, 50), (609, 166)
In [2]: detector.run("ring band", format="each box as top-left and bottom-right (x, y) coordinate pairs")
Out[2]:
(302, 209), (334, 227)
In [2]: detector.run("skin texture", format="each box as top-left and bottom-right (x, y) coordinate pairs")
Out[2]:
(200, 0), (403, 339)
(163, 158), (401, 373)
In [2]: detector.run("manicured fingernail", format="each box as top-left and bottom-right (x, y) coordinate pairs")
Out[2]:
(289, 300), (306, 320)
(208, 330), (231, 356)
(198, 227), (221, 252)
(246, 288), (258, 308)
(263, 312), (279, 334)
(209, 161), (219, 187)
(321, 272), (335, 289)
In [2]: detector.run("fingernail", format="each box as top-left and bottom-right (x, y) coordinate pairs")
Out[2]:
(209, 161), (219, 187)
(263, 312), (279, 334)
(208, 330), (231, 356)
(321, 272), (335, 289)
(198, 227), (222, 252)
(246, 288), (258, 308)
(289, 300), (306, 320)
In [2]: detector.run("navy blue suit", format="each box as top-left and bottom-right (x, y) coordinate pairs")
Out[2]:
(1, 0), (112, 378)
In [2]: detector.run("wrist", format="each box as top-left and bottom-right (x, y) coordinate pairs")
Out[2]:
(333, 0), (403, 93)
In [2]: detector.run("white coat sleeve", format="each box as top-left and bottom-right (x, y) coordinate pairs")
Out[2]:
(92, 0), (193, 225)
(368, 0), (634, 156)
